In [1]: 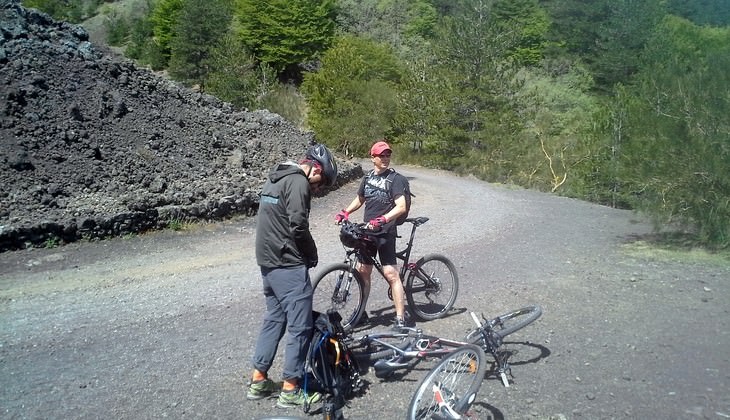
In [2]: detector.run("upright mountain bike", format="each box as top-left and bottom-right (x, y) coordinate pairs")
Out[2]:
(312, 217), (459, 330)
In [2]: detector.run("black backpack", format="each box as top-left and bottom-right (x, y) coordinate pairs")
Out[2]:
(304, 311), (364, 418)
(368, 169), (413, 225)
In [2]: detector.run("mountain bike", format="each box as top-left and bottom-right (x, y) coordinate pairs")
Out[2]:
(405, 306), (542, 419)
(348, 305), (542, 385)
(312, 217), (459, 330)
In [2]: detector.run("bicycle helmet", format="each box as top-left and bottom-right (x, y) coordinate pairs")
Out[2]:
(306, 143), (338, 186)
(339, 222), (365, 249)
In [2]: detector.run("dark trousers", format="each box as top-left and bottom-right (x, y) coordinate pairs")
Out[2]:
(252, 265), (313, 381)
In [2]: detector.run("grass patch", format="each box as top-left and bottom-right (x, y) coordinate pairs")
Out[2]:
(167, 219), (186, 231)
(622, 232), (730, 265)
(44, 236), (60, 248)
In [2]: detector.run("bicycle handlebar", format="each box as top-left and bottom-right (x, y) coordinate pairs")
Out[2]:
(337, 216), (430, 229)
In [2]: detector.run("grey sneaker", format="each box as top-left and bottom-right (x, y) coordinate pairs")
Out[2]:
(276, 388), (322, 408)
(246, 378), (279, 400)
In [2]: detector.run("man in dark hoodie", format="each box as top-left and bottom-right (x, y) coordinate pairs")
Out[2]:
(246, 143), (338, 409)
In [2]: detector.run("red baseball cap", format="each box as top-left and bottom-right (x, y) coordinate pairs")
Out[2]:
(370, 141), (392, 156)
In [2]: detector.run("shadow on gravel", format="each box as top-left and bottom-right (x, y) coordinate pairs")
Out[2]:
(469, 402), (505, 420)
(349, 307), (469, 333)
(437, 306), (469, 320)
(498, 340), (551, 367)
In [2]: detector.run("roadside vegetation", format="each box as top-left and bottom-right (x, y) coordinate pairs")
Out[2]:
(21, 0), (730, 250)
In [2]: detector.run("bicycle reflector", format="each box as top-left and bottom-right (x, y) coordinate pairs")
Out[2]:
(339, 222), (365, 248)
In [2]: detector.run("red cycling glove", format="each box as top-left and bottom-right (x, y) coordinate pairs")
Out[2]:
(368, 215), (388, 229)
(335, 209), (350, 224)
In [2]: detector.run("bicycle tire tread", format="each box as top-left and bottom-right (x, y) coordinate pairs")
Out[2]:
(405, 253), (459, 321)
(406, 344), (486, 419)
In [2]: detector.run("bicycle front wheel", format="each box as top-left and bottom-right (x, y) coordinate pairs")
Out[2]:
(407, 344), (486, 420)
(466, 305), (543, 344)
(405, 254), (459, 321)
(312, 263), (365, 331)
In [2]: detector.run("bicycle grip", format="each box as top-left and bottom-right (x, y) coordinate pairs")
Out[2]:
(500, 372), (510, 388)
(469, 312), (483, 328)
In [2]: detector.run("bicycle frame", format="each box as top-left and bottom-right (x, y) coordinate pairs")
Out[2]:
(360, 327), (466, 358)
(342, 217), (428, 281)
(349, 311), (513, 386)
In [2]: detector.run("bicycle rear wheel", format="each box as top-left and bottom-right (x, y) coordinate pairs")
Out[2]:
(312, 263), (365, 331)
(407, 344), (486, 420)
(466, 305), (543, 344)
(405, 254), (459, 321)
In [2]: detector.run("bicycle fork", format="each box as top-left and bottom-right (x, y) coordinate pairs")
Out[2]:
(432, 381), (467, 419)
(332, 268), (354, 305)
(470, 312), (512, 387)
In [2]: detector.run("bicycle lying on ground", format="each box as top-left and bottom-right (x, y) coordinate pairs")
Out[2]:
(407, 306), (542, 419)
(312, 217), (459, 330)
(349, 305), (542, 381)
(344, 305), (542, 419)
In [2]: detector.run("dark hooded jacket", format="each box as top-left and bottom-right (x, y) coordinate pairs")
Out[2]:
(255, 162), (318, 268)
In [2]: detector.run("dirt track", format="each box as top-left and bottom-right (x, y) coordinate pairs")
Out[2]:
(1, 165), (729, 419)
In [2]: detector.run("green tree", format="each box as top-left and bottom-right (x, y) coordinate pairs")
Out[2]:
(301, 35), (404, 156)
(335, 0), (438, 52)
(23, 0), (67, 19)
(167, 0), (232, 88)
(23, 0), (100, 23)
(426, 0), (516, 159)
(540, 0), (666, 91)
(125, 13), (169, 70)
(507, 61), (600, 193)
(149, 0), (184, 63)
(622, 16), (730, 248)
(205, 34), (277, 110)
(235, 0), (337, 80)
(539, 0), (609, 56)
(592, 0), (664, 89)
(494, 0), (550, 66)
(667, 0), (730, 27)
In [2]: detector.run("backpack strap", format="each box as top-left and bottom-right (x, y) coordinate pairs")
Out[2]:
(385, 170), (397, 200)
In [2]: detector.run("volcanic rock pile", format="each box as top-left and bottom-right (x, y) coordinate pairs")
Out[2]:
(0, 0), (361, 252)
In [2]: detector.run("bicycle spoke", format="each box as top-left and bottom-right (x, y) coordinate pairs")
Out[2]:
(312, 264), (365, 330)
(408, 345), (485, 420)
(406, 255), (458, 321)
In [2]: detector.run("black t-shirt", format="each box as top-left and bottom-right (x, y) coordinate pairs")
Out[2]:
(357, 168), (408, 223)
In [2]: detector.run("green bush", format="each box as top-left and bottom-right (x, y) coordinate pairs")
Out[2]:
(258, 84), (307, 128)
(105, 13), (130, 46)
(23, 0), (103, 23)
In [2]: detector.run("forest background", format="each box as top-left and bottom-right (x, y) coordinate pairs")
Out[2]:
(22, 0), (730, 250)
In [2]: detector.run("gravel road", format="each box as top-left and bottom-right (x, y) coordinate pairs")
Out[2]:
(2, 165), (729, 420)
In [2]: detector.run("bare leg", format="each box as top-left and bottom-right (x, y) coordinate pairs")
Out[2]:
(357, 262), (373, 313)
(382, 265), (406, 319)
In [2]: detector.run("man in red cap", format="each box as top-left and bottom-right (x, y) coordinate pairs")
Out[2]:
(334, 139), (410, 329)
